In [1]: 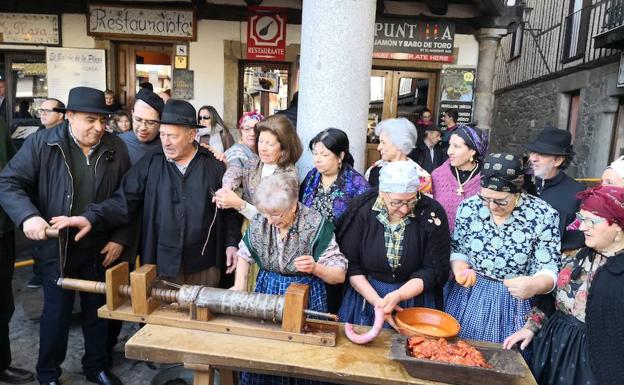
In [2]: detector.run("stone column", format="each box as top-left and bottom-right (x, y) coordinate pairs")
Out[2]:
(296, 0), (377, 176)
(474, 28), (507, 131)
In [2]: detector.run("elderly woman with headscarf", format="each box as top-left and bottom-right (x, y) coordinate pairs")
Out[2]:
(337, 161), (451, 326)
(565, 156), (624, 233)
(224, 111), (264, 169)
(431, 124), (489, 233)
(365, 118), (432, 195)
(232, 173), (347, 385)
(445, 153), (561, 345)
(504, 186), (624, 385)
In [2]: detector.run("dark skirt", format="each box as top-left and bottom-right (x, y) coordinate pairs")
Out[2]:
(531, 311), (597, 385)
(337, 277), (435, 328)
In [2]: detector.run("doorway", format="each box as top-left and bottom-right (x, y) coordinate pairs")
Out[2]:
(366, 69), (438, 167)
(238, 61), (290, 119)
(2, 52), (48, 147)
(610, 98), (624, 161)
(116, 43), (173, 109)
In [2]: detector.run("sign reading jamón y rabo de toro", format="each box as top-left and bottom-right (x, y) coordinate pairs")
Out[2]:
(87, 4), (196, 40)
(373, 19), (455, 63)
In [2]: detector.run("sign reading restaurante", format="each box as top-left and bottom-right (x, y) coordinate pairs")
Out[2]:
(373, 18), (455, 63)
(87, 4), (196, 40)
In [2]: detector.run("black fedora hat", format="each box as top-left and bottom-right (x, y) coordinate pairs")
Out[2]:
(527, 126), (574, 156)
(157, 100), (204, 128)
(53, 87), (111, 115)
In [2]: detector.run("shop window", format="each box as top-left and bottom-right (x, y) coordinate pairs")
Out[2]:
(239, 61), (289, 118)
(563, 0), (591, 61)
(567, 90), (581, 143)
(510, 24), (523, 59)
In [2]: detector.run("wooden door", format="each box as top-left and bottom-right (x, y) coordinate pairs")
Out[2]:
(365, 69), (439, 167)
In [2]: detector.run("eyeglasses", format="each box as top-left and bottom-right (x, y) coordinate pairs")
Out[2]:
(132, 116), (159, 129)
(575, 212), (606, 229)
(37, 108), (55, 115)
(384, 193), (418, 209)
(478, 194), (511, 207)
(263, 207), (294, 221)
(199, 115), (212, 120)
(240, 126), (255, 132)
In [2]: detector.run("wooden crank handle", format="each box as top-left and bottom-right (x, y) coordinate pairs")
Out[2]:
(45, 228), (59, 238)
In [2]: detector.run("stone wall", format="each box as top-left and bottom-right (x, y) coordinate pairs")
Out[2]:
(491, 61), (622, 178)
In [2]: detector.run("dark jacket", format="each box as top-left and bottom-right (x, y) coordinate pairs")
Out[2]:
(408, 142), (447, 174)
(0, 121), (134, 270)
(585, 249), (624, 385)
(440, 123), (458, 151)
(0, 117), (16, 234)
(336, 190), (450, 307)
(82, 146), (243, 277)
(277, 105), (298, 129)
(534, 172), (585, 251)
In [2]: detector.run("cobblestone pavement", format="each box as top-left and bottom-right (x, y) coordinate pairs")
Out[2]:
(7, 234), (175, 385)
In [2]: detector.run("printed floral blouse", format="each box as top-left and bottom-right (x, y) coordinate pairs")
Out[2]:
(451, 193), (561, 281)
(524, 250), (609, 333)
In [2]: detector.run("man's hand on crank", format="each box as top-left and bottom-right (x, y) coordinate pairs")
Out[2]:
(50, 215), (92, 241)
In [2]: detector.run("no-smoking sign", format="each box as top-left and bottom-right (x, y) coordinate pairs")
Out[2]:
(247, 6), (287, 61)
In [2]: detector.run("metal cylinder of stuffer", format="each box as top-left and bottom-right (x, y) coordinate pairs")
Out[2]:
(193, 287), (285, 322)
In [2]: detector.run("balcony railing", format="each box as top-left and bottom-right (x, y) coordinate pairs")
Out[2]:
(495, 0), (619, 91)
(603, 0), (624, 31)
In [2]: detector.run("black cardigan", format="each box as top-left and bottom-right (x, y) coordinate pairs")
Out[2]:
(336, 190), (450, 291)
(584, 249), (624, 385)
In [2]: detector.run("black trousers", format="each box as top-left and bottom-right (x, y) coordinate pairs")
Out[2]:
(0, 230), (15, 372)
(36, 248), (108, 383)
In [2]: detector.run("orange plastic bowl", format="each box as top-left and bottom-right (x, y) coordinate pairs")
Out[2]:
(394, 307), (461, 338)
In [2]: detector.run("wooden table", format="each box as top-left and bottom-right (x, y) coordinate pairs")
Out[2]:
(124, 323), (538, 385)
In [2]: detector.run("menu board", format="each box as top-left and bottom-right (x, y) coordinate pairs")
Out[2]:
(438, 67), (476, 126)
(172, 70), (194, 100)
(251, 71), (280, 93)
(46, 47), (106, 104)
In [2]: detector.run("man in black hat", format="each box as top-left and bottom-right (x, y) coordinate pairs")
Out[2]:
(118, 88), (164, 165)
(528, 126), (585, 250)
(0, 86), (131, 385)
(51, 99), (243, 287)
(409, 124), (446, 173)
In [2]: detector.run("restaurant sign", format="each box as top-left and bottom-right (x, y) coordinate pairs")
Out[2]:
(87, 4), (196, 40)
(0, 13), (60, 46)
(247, 6), (287, 61)
(373, 19), (455, 63)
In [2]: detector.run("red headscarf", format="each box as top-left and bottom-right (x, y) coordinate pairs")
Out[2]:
(578, 186), (624, 229)
(238, 110), (264, 129)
